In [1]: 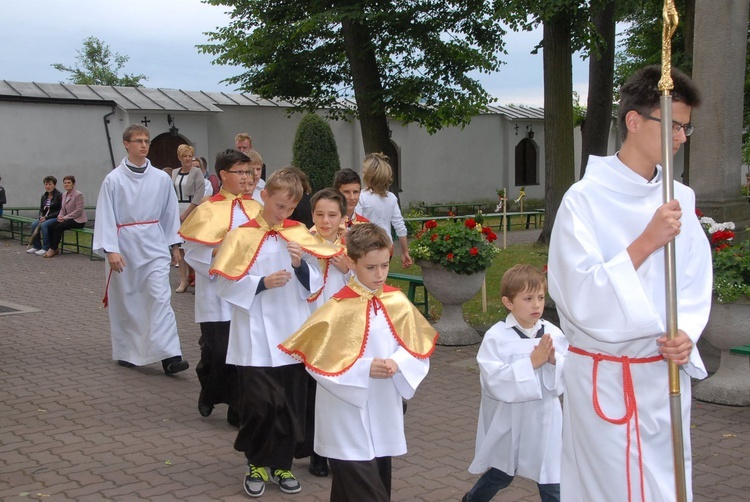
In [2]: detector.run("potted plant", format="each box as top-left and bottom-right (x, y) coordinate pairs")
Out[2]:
(694, 210), (750, 405)
(698, 212), (750, 303)
(410, 218), (500, 345)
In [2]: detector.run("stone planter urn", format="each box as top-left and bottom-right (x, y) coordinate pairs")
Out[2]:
(693, 299), (750, 406)
(416, 259), (485, 346)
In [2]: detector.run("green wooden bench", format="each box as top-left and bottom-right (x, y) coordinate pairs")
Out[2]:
(0, 213), (36, 242)
(387, 272), (429, 317)
(60, 227), (102, 261)
(730, 344), (750, 356)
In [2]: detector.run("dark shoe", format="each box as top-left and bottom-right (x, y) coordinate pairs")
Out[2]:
(402, 400), (408, 415)
(227, 407), (240, 427)
(308, 452), (329, 477)
(270, 468), (301, 494)
(244, 464), (268, 498)
(198, 400), (213, 417)
(164, 359), (189, 375)
(117, 360), (135, 368)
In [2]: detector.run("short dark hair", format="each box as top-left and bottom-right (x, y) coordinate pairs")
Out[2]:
(332, 168), (362, 190)
(123, 124), (150, 142)
(311, 188), (346, 217)
(618, 65), (701, 142)
(63, 175), (76, 184)
(214, 149), (250, 175)
(43, 175), (57, 185)
(346, 223), (392, 261)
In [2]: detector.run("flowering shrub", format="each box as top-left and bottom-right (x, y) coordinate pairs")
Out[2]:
(698, 210), (750, 303)
(410, 218), (500, 275)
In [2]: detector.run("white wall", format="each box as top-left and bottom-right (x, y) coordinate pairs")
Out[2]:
(0, 101), (115, 216)
(4, 100), (620, 218)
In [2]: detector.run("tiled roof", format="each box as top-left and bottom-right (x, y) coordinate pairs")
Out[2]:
(0, 80), (544, 119)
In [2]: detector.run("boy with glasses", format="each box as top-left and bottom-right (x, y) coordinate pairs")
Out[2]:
(548, 65), (712, 501)
(180, 149), (262, 425)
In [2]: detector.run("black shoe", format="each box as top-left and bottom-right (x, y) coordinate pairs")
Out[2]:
(117, 360), (135, 368)
(164, 359), (189, 375)
(198, 400), (213, 417)
(227, 407), (240, 427)
(308, 452), (329, 477)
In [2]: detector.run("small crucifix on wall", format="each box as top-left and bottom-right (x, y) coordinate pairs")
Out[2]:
(141, 116), (150, 127)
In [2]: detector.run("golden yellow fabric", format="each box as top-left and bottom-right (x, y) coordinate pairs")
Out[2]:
(179, 189), (262, 245)
(280, 278), (438, 375)
(210, 214), (345, 280)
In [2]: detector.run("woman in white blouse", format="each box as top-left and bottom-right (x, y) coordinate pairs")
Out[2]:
(172, 144), (205, 292)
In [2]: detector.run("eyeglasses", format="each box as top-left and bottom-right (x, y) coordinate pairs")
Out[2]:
(226, 170), (253, 176)
(642, 115), (695, 137)
(126, 139), (151, 145)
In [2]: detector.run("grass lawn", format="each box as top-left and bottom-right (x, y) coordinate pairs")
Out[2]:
(387, 241), (549, 327)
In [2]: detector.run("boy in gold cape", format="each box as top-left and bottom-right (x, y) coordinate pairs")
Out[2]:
(210, 167), (343, 498)
(179, 149), (262, 425)
(280, 223), (438, 502)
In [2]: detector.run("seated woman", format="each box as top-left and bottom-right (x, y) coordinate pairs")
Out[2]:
(45, 175), (88, 258)
(28, 175), (62, 256)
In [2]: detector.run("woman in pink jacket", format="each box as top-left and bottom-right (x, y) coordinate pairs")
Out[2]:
(45, 175), (88, 258)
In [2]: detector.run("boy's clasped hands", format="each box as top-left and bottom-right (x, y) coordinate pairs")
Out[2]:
(530, 333), (556, 368)
(370, 358), (398, 378)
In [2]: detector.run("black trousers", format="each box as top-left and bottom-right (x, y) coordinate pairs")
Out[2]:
(235, 364), (309, 469)
(49, 219), (85, 251)
(196, 321), (237, 408)
(328, 457), (392, 502)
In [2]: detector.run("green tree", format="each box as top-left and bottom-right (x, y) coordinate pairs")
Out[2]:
(500, 1), (592, 245)
(580, 0), (616, 178)
(292, 114), (342, 193)
(199, 1), (506, 189)
(52, 36), (147, 87)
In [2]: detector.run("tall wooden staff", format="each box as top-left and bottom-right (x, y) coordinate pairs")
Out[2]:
(658, 1), (687, 500)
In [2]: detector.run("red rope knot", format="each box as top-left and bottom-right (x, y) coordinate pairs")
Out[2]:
(569, 346), (662, 502)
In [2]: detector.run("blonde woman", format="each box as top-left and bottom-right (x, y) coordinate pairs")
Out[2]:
(355, 153), (412, 268)
(172, 144), (205, 292)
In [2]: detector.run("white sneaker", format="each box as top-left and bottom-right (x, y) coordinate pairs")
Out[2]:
(27, 247), (40, 254)
(35, 249), (47, 256)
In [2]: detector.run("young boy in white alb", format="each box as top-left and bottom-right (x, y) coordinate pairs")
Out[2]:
(465, 264), (567, 502)
(280, 223), (437, 502)
(210, 167), (343, 498)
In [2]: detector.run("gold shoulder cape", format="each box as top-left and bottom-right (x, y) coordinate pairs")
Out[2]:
(178, 189), (262, 245)
(279, 278), (439, 376)
(210, 215), (345, 280)
(307, 233), (346, 303)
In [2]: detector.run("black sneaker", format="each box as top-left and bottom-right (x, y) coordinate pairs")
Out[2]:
(198, 400), (213, 417)
(271, 468), (301, 494)
(308, 453), (329, 477)
(164, 359), (189, 375)
(244, 464), (268, 498)
(117, 360), (135, 368)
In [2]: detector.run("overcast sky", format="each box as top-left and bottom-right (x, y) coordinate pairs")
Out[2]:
(1, 0), (594, 107)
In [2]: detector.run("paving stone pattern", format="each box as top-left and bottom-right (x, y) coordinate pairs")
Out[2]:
(1, 234), (749, 501)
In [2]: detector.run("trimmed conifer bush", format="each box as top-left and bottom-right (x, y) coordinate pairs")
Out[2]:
(292, 114), (341, 193)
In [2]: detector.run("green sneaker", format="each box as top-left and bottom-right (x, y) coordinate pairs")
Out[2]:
(243, 464), (268, 498)
(271, 468), (301, 494)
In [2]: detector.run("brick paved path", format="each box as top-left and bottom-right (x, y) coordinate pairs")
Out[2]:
(1, 235), (749, 501)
